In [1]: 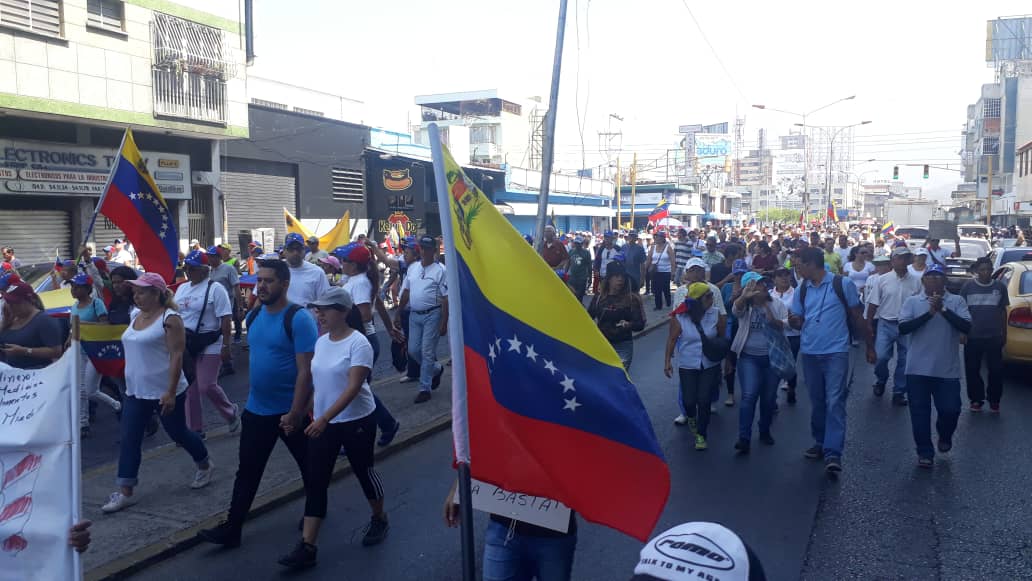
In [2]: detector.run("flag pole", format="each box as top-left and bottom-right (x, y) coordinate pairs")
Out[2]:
(533, 0), (570, 252)
(427, 123), (477, 581)
(70, 316), (83, 580)
(83, 128), (130, 244)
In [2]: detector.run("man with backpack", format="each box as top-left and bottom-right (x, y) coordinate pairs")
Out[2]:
(789, 248), (874, 476)
(197, 259), (319, 548)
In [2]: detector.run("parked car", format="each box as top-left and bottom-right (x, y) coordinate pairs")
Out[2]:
(994, 261), (1032, 364)
(991, 247), (1032, 271)
(958, 223), (991, 240)
(935, 239), (990, 294)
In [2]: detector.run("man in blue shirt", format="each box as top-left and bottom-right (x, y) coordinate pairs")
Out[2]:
(898, 264), (971, 468)
(198, 259), (319, 547)
(789, 248), (875, 476)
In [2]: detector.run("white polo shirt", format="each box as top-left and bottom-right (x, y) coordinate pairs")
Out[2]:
(402, 261), (448, 311)
(869, 270), (923, 322)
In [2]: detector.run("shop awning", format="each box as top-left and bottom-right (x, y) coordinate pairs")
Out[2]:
(702, 212), (732, 220)
(505, 202), (614, 218)
(621, 204), (705, 216)
(494, 203), (515, 215)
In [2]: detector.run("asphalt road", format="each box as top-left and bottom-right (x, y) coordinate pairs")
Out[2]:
(128, 329), (1032, 580)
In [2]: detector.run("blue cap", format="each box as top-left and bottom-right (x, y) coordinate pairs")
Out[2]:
(284, 233), (305, 248)
(524, 234), (534, 244)
(400, 236), (417, 249)
(741, 271), (764, 287)
(205, 245), (220, 255)
(732, 259), (748, 274)
(331, 244), (357, 261)
(554, 269), (569, 282)
(70, 273), (93, 287)
(923, 263), (947, 277)
(603, 230), (615, 238)
(184, 250), (208, 267)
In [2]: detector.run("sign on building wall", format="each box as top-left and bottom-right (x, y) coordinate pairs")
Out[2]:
(694, 134), (732, 166)
(0, 140), (192, 200)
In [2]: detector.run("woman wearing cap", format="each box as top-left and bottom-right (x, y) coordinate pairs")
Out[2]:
(645, 231), (676, 311)
(337, 244), (401, 445)
(730, 274), (788, 454)
(71, 273), (122, 436)
(588, 261), (646, 369)
(664, 283), (722, 451)
(908, 248), (929, 277)
(278, 287), (388, 568)
(845, 246), (875, 302)
(102, 273), (213, 513)
(317, 255), (343, 286)
(0, 276), (64, 369)
(771, 268), (801, 405)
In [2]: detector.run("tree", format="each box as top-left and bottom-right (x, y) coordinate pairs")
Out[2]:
(755, 208), (801, 223)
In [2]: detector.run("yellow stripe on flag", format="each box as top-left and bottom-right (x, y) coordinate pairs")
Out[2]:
(80, 323), (128, 342)
(39, 287), (74, 311)
(318, 210), (351, 250)
(441, 145), (624, 370)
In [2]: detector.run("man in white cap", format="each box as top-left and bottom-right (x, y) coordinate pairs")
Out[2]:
(866, 246), (922, 406)
(631, 522), (766, 580)
(908, 247), (929, 277)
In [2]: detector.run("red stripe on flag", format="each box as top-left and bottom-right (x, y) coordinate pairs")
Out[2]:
(100, 185), (176, 281)
(465, 347), (669, 542)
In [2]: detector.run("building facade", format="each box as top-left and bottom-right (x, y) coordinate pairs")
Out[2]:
(414, 89), (538, 168)
(0, 0), (248, 263)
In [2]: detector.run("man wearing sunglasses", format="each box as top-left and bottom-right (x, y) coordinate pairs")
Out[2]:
(393, 236), (448, 403)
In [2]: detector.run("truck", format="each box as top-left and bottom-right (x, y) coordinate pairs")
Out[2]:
(884, 199), (940, 228)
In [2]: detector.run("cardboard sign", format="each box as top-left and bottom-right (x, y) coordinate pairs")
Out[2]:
(928, 220), (957, 241)
(454, 479), (571, 533)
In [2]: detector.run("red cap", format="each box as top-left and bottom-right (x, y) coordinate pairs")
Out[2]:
(342, 245), (371, 265)
(1, 279), (36, 305)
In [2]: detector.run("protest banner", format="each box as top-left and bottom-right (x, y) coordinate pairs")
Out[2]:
(0, 347), (82, 579)
(455, 479), (572, 533)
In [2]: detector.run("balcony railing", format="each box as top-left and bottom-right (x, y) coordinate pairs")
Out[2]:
(152, 68), (228, 125)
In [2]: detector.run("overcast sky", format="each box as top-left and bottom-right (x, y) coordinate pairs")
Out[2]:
(251, 0), (1029, 201)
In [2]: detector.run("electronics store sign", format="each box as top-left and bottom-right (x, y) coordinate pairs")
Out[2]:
(0, 140), (192, 200)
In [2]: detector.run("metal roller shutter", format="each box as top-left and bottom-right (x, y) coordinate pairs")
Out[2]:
(90, 216), (127, 252)
(0, 209), (72, 264)
(222, 158), (297, 247)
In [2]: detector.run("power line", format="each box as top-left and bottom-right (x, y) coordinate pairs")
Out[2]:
(678, 0), (747, 102)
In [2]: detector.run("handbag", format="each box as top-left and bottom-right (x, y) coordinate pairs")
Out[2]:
(693, 320), (730, 362)
(184, 281), (221, 362)
(764, 325), (797, 381)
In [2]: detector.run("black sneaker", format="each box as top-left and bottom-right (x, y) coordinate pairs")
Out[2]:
(825, 456), (843, 475)
(362, 515), (390, 546)
(892, 394), (908, 407)
(278, 541), (317, 570)
(786, 390), (797, 405)
(431, 367), (444, 390)
(378, 421), (401, 447)
(873, 383), (886, 397)
(804, 445), (823, 460)
(759, 433), (775, 446)
(197, 521), (241, 548)
(937, 439), (953, 454)
(734, 439), (750, 454)
(414, 391), (431, 404)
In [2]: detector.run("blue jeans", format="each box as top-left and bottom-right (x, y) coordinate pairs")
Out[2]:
(611, 339), (633, 370)
(483, 519), (577, 581)
(875, 320), (908, 395)
(366, 333), (398, 432)
(408, 307), (443, 393)
(801, 352), (851, 459)
(737, 353), (778, 441)
(906, 375), (961, 459)
(117, 393), (208, 487)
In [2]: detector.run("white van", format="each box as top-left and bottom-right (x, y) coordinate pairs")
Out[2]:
(957, 223), (990, 240)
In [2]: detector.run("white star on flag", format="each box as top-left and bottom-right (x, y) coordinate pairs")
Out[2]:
(560, 375), (575, 393)
(543, 360), (558, 375)
(563, 397), (581, 412)
(129, 193), (138, 200)
(507, 334), (522, 353)
(488, 343), (497, 363)
(494, 337), (502, 353)
(525, 344), (538, 362)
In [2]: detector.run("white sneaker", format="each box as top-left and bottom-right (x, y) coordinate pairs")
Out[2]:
(227, 404), (241, 433)
(112, 400), (123, 413)
(674, 414), (688, 426)
(191, 459), (215, 489)
(101, 491), (137, 513)
(399, 376), (417, 383)
(710, 403), (718, 413)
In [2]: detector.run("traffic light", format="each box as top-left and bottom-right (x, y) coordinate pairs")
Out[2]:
(923, 164), (929, 179)
(892, 166), (899, 180)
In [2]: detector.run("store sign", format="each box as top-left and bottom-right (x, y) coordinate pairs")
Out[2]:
(0, 139), (192, 200)
(377, 211), (422, 235)
(694, 134), (731, 166)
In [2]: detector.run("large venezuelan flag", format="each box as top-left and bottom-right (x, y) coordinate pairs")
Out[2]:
(80, 323), (128, 377)
(98, 129), (179, 281)
(649, 199), (670, 223)
(435, 141), (669, 542)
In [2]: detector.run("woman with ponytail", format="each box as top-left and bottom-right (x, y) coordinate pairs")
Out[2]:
(102, 273), (213, 513)
(664, 283), (722, 452)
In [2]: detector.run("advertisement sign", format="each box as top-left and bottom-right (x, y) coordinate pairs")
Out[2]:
(773, 149), (806, 178)
(0, 140), (192, 200)
(694, 134), (731, 166)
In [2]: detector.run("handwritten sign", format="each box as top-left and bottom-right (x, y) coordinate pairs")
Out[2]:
(455, 479), (571, 533)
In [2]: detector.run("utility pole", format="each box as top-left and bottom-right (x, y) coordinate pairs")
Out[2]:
(987, 155), (994, 229)
(533, 0), (569, 252)
(615, 158), (622, 230)
(629, 152), (637, 232)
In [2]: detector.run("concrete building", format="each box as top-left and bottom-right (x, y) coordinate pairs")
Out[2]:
(0, 0), (249, 262)
(1017, 139), (1032, 224)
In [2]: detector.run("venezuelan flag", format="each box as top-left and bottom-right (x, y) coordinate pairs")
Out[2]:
(98, 129), (178, 281)
(285, 208), (353, 249)
(881, 221), (895, 235)
(433, 139), (669, 542)
(827, 200), (839, 223)
(648, 199), (669, 223)
(80, 323), (128, 377)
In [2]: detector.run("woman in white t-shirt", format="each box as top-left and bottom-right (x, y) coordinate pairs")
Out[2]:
(278, 287), (387, 569)
(102, 273), (213, 514)
(843, 246), (875, 302)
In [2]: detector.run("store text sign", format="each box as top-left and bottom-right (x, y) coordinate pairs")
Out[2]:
(0, 140), (191, 200)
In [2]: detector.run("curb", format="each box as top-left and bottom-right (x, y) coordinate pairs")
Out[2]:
(87, 413), (453, 581)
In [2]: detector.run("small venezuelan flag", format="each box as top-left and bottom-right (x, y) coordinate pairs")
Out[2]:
(80, 323), (128, 377)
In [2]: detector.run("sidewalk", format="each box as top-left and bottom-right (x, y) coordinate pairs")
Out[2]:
(82, 301), (671, 580)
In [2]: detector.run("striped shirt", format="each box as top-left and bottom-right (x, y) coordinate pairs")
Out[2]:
(674, 241), (693, 269)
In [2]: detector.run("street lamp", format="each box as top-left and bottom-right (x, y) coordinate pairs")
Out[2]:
(801, 121), (873, 220)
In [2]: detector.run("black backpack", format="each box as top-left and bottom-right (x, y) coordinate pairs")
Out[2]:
(245, 303), (303, 342)
(798, 275), (853, 337)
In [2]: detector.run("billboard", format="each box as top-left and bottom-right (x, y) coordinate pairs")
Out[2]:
(986, 17), (1032, 63)
(694, 134), (731, 166)
(773, 149), (805, 179)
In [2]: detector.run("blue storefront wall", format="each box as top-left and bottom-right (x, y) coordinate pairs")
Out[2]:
(494, 190), (610, 236)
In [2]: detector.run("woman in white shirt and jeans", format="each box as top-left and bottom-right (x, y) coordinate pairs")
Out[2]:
(277, 287), (388, 570)
(102, 273), (213, 513)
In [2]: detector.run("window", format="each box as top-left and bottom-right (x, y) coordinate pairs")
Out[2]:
(292, 107), (324, 117)
(983, 136), (1000, 155)
(469, 125), (498, 144)
(0, 0), (62, 37)
(87, 0), (122, 32)
(983, 98), (1001, 119)
(1021, 272), (1032, 295)
(151, 12), (231, 124)
(250, 98), (288, 110)
(330, 167), (363, 202)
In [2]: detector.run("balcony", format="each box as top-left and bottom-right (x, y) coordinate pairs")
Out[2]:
(150, 12), (232, 125)
(152, 68), (228, 125)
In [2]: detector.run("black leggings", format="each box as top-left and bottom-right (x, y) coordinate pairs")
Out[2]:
(652, 271), (672, 308)
(305, 413), (383, 518)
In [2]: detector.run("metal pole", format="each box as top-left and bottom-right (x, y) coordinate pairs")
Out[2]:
(615, 158), (622, 230)
(801, 114), (808, 223)
(456, 463), (477, 581)
(987, 155), (994, 230)
(533, 0), (569, 251)
(826, 131), (833, 225)
(629, 152), (637, 231)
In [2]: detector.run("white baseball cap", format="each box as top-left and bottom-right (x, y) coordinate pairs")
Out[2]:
(685, 258), (708, 270)
(632, 522), (765, 581)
